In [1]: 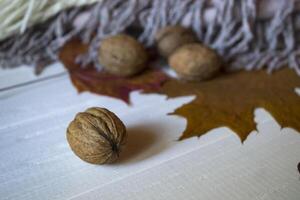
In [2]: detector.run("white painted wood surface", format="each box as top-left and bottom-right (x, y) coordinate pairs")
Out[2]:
(0, 63), (299, 200)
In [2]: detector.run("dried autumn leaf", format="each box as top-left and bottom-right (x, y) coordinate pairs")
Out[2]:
(147, 69), (300, 142)
(59, 39), (168, 103)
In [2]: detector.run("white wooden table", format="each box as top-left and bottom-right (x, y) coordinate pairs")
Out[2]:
(0, 63), (300, 200)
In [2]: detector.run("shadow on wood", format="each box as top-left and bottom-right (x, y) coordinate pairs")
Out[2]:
(116, 124), (167, 164)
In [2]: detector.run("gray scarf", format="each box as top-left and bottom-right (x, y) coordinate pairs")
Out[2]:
(1, 0), (300, 75)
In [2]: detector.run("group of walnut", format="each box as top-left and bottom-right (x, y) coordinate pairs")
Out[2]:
(99, 25), (222, 80)
(67, 25), (222, 164)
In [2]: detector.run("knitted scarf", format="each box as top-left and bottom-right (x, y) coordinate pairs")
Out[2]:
(1, 0), (300, 75)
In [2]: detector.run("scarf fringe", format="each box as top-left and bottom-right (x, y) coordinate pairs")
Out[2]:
(1, 0), (300, 75)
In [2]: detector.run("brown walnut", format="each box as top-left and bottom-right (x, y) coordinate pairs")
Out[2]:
(169, 43), (222, 81)
(155, 25), (198, 58)
(66, 107), (126, 164)
(99, 34), (148, 77)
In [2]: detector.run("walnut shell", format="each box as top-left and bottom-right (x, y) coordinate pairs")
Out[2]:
(169, 43), (222, 81)
(99, 34), (148, 77)
(66, 107), (126, 164)
(155, 25), (198, 58)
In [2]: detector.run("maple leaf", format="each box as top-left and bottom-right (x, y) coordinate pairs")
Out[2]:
(59, 39), (168, 103)
(58, 39), (299, 142)
(147, 69), (300, 142)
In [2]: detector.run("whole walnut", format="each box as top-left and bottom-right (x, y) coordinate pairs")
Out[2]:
(169, 43), (222, 81)
(155, 25), (198, 58)
(99, 34), (148, 77)
(66, 107), (126, 164)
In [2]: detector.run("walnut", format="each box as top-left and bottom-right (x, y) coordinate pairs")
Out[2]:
(66, 107), (126, 164)
(155, 25), (198, 58)
(169, 43), (222, 81)
(99, 34), (148, 77)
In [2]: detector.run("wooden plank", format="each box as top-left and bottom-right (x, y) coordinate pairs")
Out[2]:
(0, 63), (66, 90)
(0, 63), (299, 200)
